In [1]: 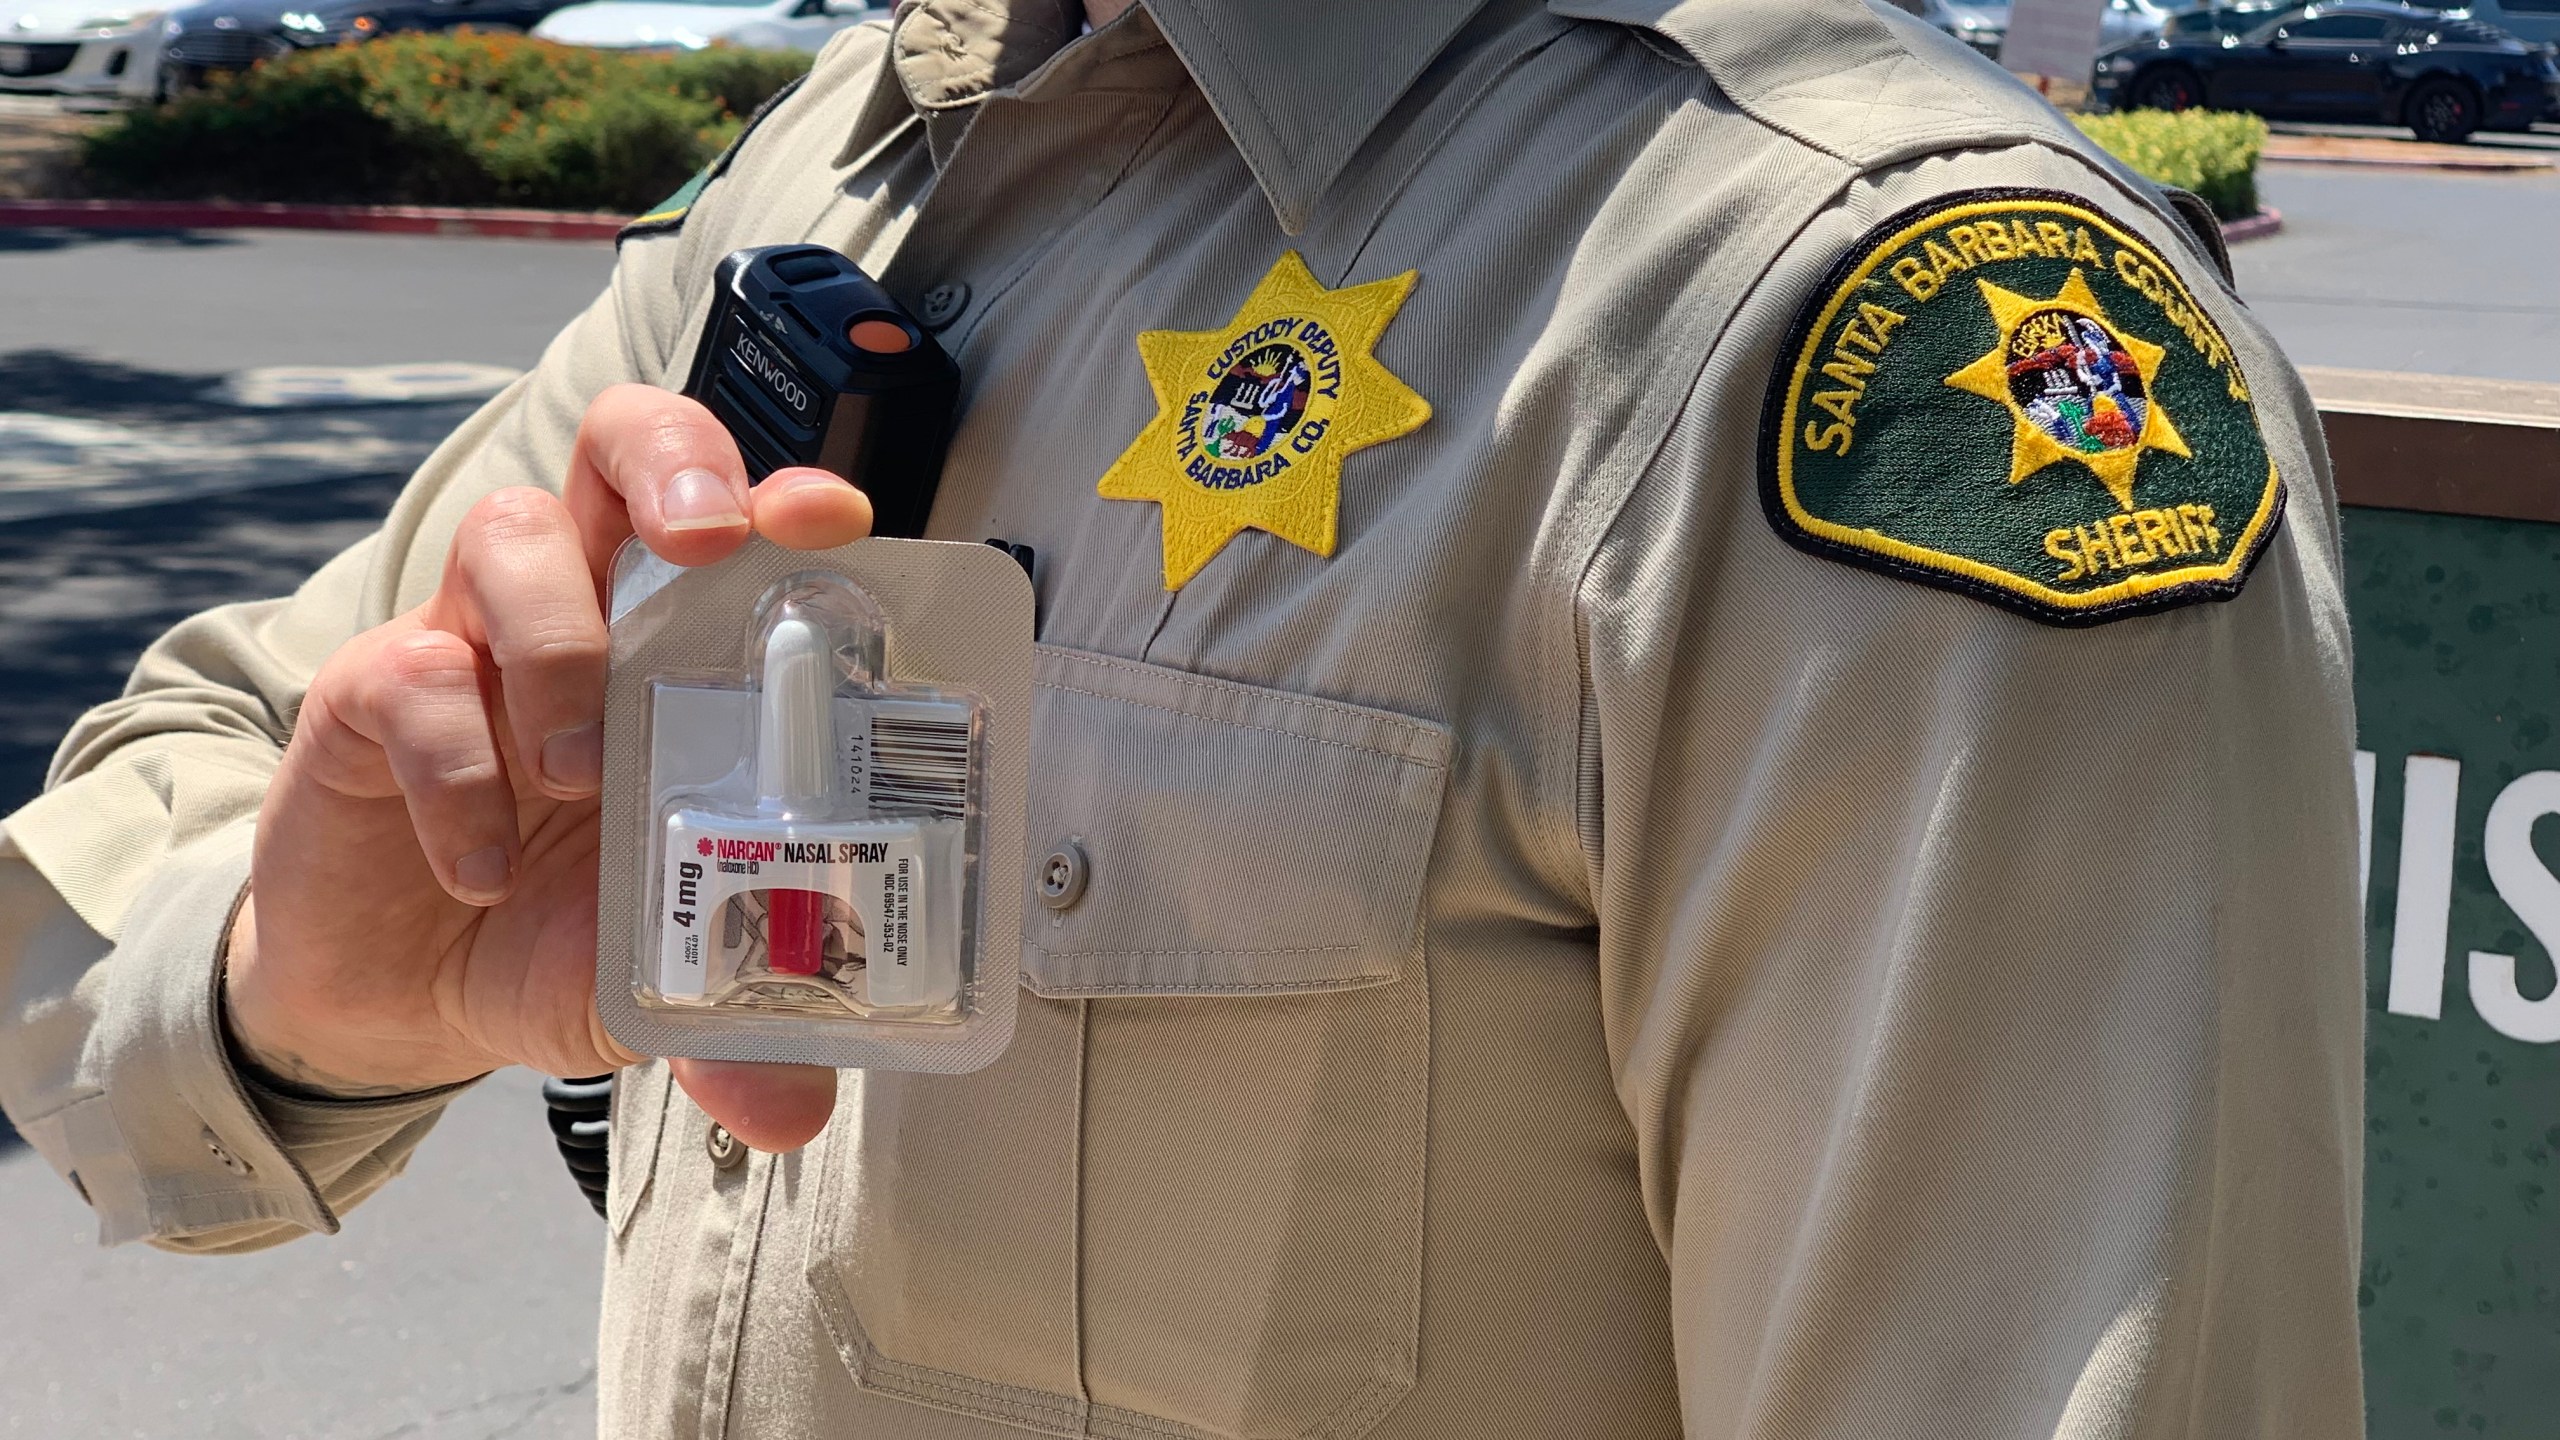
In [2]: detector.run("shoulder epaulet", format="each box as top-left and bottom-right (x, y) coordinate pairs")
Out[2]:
(618, 70), (811, 246)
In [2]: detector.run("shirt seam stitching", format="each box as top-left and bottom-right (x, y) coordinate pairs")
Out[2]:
(1036, 680), (1449, 768)
(1043, 651), (1450, 749)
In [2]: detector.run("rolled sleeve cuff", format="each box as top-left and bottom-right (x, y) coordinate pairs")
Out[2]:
(80, 820), (461, 1246)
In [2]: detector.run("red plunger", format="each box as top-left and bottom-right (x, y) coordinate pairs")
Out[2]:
(766, 889), (827, 975)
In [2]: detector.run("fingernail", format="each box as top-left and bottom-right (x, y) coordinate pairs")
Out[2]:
(542, 724), (603, 793)
(455, 846), (513, 901)
(661, 468), (745, 531)
(764, 468), (854, 498)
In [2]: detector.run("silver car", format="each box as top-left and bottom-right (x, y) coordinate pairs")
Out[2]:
(531, 0), (874, 52)
(1894, 0), (2181, 62)
(0, 0), (167, 102)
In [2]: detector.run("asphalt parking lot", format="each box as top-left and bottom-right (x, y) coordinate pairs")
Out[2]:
(0, 227), (615, 1440)
(0, 117), (2557, 1439)
(2239, 131), (2560, 384)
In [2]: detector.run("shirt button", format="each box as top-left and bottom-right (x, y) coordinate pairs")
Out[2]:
(203, 1128), (250, 1176)
(705, 1120), (748, 1171)
(918, 280), (970, 331)
(1036, 838), (1089, 911)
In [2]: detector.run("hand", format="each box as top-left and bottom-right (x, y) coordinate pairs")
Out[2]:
(222, 384), (864, 1152)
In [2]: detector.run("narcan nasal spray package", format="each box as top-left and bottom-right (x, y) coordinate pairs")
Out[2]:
(596, 537), (1032, 1073)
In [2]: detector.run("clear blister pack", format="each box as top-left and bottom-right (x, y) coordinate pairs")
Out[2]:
(596, 537), (1032, 1073)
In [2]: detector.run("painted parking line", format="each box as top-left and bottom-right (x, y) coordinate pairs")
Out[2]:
(221, 362), (522, 408)
(0, 406), (474, 523)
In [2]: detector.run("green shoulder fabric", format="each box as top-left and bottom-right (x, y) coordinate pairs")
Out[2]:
(617, 72), (811, 245)
(1759, 187), (2282, 627)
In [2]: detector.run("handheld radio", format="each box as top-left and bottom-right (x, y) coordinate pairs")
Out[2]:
(681, 245), (961, 539)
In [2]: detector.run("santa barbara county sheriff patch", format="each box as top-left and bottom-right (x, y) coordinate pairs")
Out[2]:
(1761, 188), (2282, 626)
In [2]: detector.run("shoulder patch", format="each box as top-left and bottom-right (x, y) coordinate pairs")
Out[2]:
(1760, 187), (2281, 627)
(618, 72), (810, 246)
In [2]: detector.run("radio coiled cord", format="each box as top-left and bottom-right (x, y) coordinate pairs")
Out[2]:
(542, 1073), (615, 1218)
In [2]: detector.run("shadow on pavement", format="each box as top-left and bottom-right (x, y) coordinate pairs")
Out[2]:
(0, 226), (245, 255)
(0, 349), (236, 421)
(0, 471), (406, 819)
(0, 469), (405, 1155)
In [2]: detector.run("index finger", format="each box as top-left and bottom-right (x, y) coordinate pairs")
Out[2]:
(563, 384), (755, 583)
(564, 385), (879, 587)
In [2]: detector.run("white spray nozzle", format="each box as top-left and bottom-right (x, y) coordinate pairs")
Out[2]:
(756, 614), (835, 813)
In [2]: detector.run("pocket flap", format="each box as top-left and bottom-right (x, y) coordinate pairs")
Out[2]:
(1022, 648), (1451, 997)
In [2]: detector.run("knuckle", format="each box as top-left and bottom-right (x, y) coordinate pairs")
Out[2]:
(288, 687), (383, 782)
(637, 406), (725, 463)
(581, 385), (736, 494)
(417, 752), (507, 794)
(580, 382), (666, 436)
(491, 626), (607, 676)
(461, 486), (571, 550)
(378, 630), (483, 693)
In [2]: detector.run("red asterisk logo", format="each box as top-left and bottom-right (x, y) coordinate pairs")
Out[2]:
(696, 837), (715, 856)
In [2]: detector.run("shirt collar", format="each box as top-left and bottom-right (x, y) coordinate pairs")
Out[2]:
(845, 0), (1495, 234)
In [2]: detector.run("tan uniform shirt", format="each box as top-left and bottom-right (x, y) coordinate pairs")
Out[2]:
(0, 0), (2367, 1436)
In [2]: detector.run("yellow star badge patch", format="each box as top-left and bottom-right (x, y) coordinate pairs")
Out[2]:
(1941, 268), (2191, 510)
(1097, 251), (1430, 589)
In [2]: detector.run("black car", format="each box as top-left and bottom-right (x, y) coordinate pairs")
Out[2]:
(2093, 1), (2560, 141)
(158, 0), (571, 88)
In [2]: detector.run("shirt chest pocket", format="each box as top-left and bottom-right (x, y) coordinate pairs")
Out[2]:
(804, 646), (1451, 1440)
(1020, 647), (1450, 997)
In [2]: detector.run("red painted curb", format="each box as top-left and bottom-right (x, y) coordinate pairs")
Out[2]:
(6, 196), (2294, 247)
(0, 198), (626, 239)
(2221, 206), (2283, 244)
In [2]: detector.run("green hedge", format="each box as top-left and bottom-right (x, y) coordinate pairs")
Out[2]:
(81, 32), (813, 212)
(2074, 109), (2267, 222)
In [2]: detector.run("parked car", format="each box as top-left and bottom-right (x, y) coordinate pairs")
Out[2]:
(2411, 0), (2560, 49)
(2094, 0), (2560, 139)
(2156, 2), (2290, 35)
(1949, 0), (2012, 56)
(0, 0), (166, 102)
(531, 0), (871, 52)
(157, 0), (570, 89)
(1890, 0), (2178, 61)
(1888, 0), (2008, 57)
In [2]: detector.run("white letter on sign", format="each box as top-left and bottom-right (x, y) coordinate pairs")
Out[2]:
(2388, 754), (2462, 1020)
(2355, 749), (2376, 912)
(2467, 769), (2560, 1044)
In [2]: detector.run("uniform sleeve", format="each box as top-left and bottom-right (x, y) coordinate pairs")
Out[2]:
(1579, 145), (2367, 1437)
(0, 20), (897, 1254)
(0, 221), (693, 1252)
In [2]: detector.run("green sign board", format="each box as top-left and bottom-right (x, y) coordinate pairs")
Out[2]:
(2348, 505), (2560, 1436)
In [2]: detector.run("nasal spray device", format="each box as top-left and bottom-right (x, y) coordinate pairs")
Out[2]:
(749, 616), (838, 981)
(590, 247), (1032, 1075)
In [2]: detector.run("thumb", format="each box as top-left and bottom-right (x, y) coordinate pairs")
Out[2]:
(668, 1056), (840, 1152)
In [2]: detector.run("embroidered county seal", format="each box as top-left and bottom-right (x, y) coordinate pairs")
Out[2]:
(1097, 251), (1430, 589)
(1761, 188), (2282, 626)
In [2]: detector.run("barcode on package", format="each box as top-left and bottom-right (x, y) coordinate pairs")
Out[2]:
(867, 706), (971, 818)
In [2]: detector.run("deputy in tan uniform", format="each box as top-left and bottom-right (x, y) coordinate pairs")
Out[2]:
(0, 0), (2366, 1434)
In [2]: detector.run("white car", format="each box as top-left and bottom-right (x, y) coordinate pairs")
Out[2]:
(0, 0), (166, 102)
(532, 0), (872, 52)
(1903, 0), (2180, 61)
